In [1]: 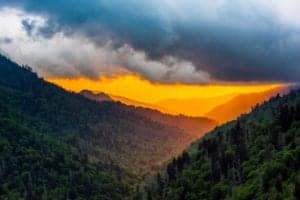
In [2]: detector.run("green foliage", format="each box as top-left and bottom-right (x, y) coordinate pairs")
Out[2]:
(142, 88), (300, 199)
(0, 118), (127, 200)
(0, 55), (197, 185)
(0, 55), (195, 199)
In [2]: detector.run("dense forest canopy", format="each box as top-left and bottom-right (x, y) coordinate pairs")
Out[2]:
(0, 55), (128, 199)
(0, 55), (212, 199)
(141, 88), (300, 200)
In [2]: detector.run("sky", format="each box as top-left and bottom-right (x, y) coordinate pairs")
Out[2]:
(47, 74), (281, 103)
(0, 0), (300, 84)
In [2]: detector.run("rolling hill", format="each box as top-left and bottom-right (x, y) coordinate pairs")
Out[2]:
(205, 87), (288, 123)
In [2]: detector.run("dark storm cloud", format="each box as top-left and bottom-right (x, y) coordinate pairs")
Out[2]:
(0, 0), (300, 82)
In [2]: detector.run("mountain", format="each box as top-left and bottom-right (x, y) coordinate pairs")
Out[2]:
(0, 55), (209, 199)
(86, 90), (172, 113)
(141, 89), (300, 200)
(154, 94), (237, 116)
(205, 87), (288, 123)
(81, 90), (217, 139)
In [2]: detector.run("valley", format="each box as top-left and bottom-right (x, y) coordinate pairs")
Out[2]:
(0, 55), (298, 200)
(142, 86), (300, 200)
(0, 55), (216, 199)
(1, 1), (299, 199)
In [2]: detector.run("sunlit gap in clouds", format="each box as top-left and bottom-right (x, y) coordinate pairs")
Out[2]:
(47, 74), (285, 117)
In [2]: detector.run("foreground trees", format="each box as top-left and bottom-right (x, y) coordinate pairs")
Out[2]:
(142, 89), (300, 200)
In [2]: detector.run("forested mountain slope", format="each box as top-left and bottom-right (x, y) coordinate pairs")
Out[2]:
(0, 118), (127, 200)
(141, 89), (300, 200)
(80, 90), (173, 114)
(0, 55), (202, 199)
(81, 90), (217, 139)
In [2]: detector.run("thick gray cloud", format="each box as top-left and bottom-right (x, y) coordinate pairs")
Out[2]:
(0, 8), (209, 83)
(0, 0), (300, 82)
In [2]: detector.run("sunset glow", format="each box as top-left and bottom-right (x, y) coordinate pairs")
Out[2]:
(47, 74), (284, 116)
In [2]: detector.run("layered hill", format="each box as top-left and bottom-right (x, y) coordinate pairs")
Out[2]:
(80, 90), (172, 114)
(141, 88), (300, 200)
(154, 95), (236, 117)
(81, 88), (288, 125)
(80, 90), (217, 139)
(205, 87), (288, 123)
(0, 55), (214, 199)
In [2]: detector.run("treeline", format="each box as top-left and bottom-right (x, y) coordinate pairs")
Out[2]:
(140, 90), (300, 199)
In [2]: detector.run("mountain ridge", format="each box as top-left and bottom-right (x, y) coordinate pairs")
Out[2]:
(205, 86), (290, 123)
(154, 94), (237, 117)
(80, 90), (217, 139)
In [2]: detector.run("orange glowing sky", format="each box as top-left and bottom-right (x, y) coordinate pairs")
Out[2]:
(47, 74), (282, 103)
(46, 74), (284, 118)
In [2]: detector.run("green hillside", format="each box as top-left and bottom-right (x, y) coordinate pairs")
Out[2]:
(141, 89), (300, 200)
(0, 55), (198, 199)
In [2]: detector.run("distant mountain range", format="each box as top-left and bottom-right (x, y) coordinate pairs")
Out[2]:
(154, 94), (237, 116)
(81, 90), (217, 139)
(80, 90), (172, 114)
(205, 86), (289, 123)
(81, 86), (289, 125)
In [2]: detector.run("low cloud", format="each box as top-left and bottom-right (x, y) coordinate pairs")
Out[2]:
(0, 7), (209, 83)
(1, 1), (300, 82)
(116, 45), (210, 83)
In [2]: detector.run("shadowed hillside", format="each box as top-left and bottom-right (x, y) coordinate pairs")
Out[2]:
(81, 90), (217, 139)
(0, 55), (208, 199)
(140, 89), (300, 200)
(80, 90), (173, 114)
